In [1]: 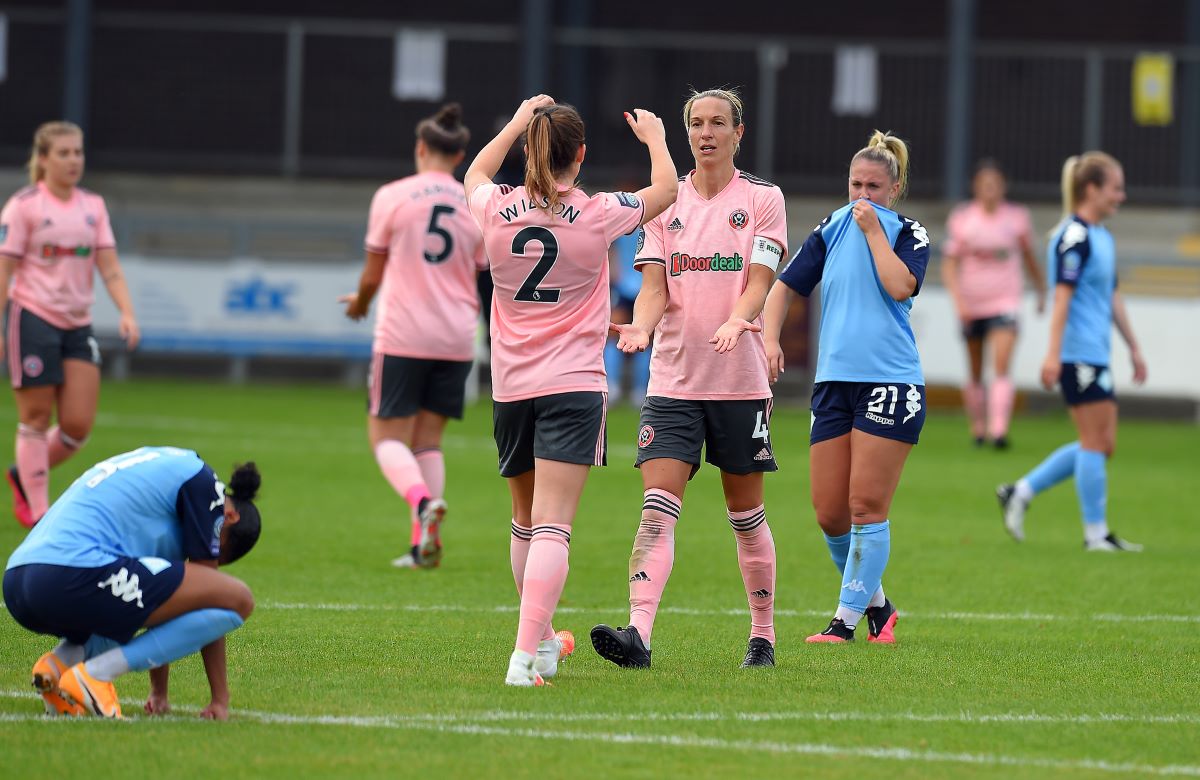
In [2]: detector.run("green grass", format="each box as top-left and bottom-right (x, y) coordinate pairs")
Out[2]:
(1, 379), (1197, 779)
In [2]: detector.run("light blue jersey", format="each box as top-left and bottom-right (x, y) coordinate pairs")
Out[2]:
(779, 201), (930, 384)
(1049, 215), (1117, 366)
(6, 447), (226, 570)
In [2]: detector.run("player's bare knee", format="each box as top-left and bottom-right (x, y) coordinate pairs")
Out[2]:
(848, 497), (886, 523)
(227, 581), (255, 620)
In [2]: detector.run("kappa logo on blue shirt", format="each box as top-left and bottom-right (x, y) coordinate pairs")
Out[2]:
(226, 277), (296, 317)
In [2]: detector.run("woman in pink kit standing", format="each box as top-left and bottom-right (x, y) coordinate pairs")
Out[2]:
(466, 95), (677, 686)
(942, 160), (1045, 448)
(342, 103), (487, 570)
(0, 121), (140, 528)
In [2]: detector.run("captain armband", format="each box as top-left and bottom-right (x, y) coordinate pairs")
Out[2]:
(749, 236), (784, 271)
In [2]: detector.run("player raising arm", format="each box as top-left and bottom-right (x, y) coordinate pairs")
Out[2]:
(763, 130), (929, 644)
(465, 96), (676, 686)
(4, 447), (262, 719)
(591, 87), (787, 670)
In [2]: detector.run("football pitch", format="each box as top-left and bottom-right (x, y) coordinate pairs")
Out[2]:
(0, 379), (1197, 779)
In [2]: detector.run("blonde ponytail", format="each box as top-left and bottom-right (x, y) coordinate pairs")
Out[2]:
(852, 129), (911, 205)
(1061, 151), (1120, 220)
(1059, 155), (1081, 219)
(27, 121), (83, 185)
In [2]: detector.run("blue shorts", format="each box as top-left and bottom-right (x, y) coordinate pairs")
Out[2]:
(810, 381), (927, 445)
(3, 557), (185, 645)
(1060, 362), (1115, 406)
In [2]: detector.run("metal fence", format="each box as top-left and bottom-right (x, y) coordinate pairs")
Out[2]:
(2, 9), (1200, 202)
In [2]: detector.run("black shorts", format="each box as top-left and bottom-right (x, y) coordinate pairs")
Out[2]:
(368, 353), (474, 420)
(810, 381), (927, 445)
(493, 391), (607, 477)
(1060, 362), (1115, 406)
(3, 557), (185, 645)
(5, 303), (101, 389)
(962, 312), (1018, 341)
(634, 396), (777, 477)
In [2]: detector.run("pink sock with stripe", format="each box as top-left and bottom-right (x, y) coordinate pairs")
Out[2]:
(514, 523), (571, 656)
(728, 505), (776, 644)
(510, 521), (554, 641)
(628, 489), (681, 644)
(15, 425), (50, 520)
(988, 376), (1015, 440)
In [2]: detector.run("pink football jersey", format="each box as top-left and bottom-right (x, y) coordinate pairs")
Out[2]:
(944, 201), (1033, 319)
(0, 182), (116, 329)
(468, 182), (644, 402)
(634, 170), (787, 400)
(365, 171), (486, 361)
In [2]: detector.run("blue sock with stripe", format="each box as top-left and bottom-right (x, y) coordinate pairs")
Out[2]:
(1075, 448), (1108, 536)
(86, 609), (244, 681)
(836, 521), (891, 628)
(1023, 442), (1080, 495)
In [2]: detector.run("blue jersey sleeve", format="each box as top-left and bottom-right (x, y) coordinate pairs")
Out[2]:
(894, 216), (931, 296)
(1054, 220), (1091, 287)
(778, 216), (830, 296)
(175, 464), (225, 561)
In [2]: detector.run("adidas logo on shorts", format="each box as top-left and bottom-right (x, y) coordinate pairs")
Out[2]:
(667, 217), (684, 232)
(753, 448), (772, 461)
(630, 571), (651, 582)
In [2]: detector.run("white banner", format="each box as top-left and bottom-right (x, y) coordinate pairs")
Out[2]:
(910, 288), (1200, 401)
(393, 28), (445, 101)
(91, 256), (375, 358)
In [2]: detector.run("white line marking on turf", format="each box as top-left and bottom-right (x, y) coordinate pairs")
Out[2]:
(0, 691), (1196, 776)
(258, 600), (1200, 624)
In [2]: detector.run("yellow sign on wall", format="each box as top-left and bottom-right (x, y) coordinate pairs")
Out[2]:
(1132, 52), (1174, 126)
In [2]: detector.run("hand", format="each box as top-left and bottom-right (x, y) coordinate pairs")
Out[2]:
(624, 109), (666, 146)
(609, 322), (649, 353)
(766, 340), (785, 384)
(339, 292), (368, 321)
(1040, 354), (1061, 390)
(1131, 349), (1148, 385)
(199, 699), (230, 721)
(510, 94), (555, 130)
(709, 318), (761, 354)
(144, 692), (171, 716)
(851, 199), (883, 239)
(119, 313), (140, 351)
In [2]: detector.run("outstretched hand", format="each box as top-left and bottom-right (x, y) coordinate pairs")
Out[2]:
(709, 318), (761, 354)
(609, 322), (650, 353)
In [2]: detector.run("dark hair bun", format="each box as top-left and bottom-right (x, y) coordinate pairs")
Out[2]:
(229, 462), (261, 501)
(434, 103), (463, 130)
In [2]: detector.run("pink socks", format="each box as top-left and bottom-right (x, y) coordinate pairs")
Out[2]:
(374, 439), (431, 512)
(15, 424), (49, 519)
(728, 505), (776, 644)
(408, 447), (445, 547)
(627, 489), (681, 644)
(963, 381), (985, 440)
(510, 521), (555, 641)
(514, 523), (571, 655)
(989, 376), (1015, 441)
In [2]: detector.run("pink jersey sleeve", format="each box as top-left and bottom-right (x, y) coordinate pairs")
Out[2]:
(467, 182), (501, 230)
(754, 186), (788, 251)
(944, 204), (968, 258)
(93, 195), (116, 250)
(600, 191), (645, 245)
(632, 214), (665, 269)
(0, 193), (30, 260)
(365, 185), (396, 254)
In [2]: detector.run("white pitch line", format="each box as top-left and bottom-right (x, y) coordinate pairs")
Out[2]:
(258, 600), (1200, 624)
(0, 691), (1195, 776)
